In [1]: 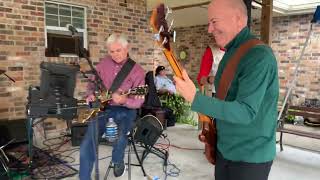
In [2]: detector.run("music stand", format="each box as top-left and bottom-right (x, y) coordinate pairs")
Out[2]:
(0, 139), (15, 177)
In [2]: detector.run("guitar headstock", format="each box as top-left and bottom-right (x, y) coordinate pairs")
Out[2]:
(128, 85), (148, 96)
(150, 3), (174, 51)
(150, 3), (183, 79)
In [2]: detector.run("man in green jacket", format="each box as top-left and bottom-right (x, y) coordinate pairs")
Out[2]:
(174, 0), (279, 180)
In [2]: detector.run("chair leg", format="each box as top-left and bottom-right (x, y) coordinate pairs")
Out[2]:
(280, 131), (284, 151)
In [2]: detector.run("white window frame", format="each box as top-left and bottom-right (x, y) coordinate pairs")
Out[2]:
(44, 1), (88, 51)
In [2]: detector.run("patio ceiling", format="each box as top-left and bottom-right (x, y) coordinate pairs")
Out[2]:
(146, 0), (320, 27)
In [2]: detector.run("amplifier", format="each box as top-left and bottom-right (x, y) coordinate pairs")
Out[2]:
(71, 123), (88, 146)
(27, 86), (78, 120)
(70, 122), (111, 146)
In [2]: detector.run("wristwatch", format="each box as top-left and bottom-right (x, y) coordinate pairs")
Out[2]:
(207, 77), (211, 84)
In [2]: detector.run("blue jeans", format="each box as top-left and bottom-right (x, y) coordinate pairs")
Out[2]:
(79, 106), (137, 179)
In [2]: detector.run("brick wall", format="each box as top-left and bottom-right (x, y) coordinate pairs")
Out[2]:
(0, 0), (166, 120)
(1, 0), (319, 121)
(252, 14), (320, 102)
(173, 14), (320, 104)
(172, 25), (214, 82)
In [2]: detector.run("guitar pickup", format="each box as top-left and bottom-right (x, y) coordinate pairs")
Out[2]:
(88, 101), (101, 109)
(77, 100), (100, 109)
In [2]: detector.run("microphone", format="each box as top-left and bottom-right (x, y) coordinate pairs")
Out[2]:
(66, 24), (78, 35)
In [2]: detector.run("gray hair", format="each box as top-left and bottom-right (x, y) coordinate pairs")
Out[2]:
(106, 33), (129, 47)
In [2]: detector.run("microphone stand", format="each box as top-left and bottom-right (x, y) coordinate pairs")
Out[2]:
(71, 30), (104, 180)
(0, 70), (15, 83)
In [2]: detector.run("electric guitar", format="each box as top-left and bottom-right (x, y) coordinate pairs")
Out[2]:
(150, 3), (217, 164)
(79, 85), (148, 123)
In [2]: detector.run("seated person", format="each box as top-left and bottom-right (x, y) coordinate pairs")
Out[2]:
(142, 71), (176, 127)
(79, 33), (145, 179)
(154, 66), (176, 95)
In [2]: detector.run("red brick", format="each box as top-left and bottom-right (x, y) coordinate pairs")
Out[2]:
(0, 7), (12, 13)
(16, 52), (30, 56)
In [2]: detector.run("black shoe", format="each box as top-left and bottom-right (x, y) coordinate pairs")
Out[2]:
(113, 162), (125, 177)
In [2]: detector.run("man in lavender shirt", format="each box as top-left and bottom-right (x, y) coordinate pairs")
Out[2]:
(79, 33), (145, 179)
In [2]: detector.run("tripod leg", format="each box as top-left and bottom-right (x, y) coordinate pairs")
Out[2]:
(27, 117), (34, 165)
(280, 131), (284, 151)
(103, 161), (112, 180)
(0, 155), (9, 174)
(128, 142), (131, 180)
(132, 140), (146, 176)
(94, 118), (99, 180)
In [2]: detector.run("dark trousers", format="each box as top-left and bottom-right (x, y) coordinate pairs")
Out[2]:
(215, 151), (273, 180)
(79, 106), (137, 180)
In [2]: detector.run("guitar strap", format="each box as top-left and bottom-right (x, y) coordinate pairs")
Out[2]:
(109, 58), (136, 92)
(216, 39), (264, 100)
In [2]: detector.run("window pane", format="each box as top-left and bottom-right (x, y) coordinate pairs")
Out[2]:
(73, 23), (83, 29)
(46, 15), (58, 26)
(60, 16), (71, 27)
(45, 3), (58, 15)
(59, 5), (71, 16)
(72, 18), (84, 28)
(72, 7), (84, 18)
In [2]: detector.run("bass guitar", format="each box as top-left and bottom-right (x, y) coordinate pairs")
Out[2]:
(198, 86), (217, 164)
(150, 3), (217, 164)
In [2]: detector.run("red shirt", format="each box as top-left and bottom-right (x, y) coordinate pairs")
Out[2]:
(197, 46), (225, 86)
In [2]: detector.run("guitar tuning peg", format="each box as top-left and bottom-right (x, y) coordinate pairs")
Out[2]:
(162, 37), (168, 45)
(153, 25), (164, 42)
(173, 30), (176, 43)
(168, 19), (174, 32)
(159, 25), (164, 33)
(165, 6), (172, 20)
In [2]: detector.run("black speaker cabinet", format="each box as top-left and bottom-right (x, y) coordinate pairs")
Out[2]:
(0, 119), (27, 146)
(71, 122), (88, 146)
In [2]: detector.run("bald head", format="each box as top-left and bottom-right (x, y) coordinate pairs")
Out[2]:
(207, 0), (248, 48)
(210, 0), (248, 25)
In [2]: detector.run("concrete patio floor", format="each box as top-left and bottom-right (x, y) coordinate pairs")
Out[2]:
(38, 123), (320, 180)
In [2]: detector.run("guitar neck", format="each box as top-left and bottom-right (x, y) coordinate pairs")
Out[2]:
(163, 49), (183, 78)
(102, 90), (131, 103)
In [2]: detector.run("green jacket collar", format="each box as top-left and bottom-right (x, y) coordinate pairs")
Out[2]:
(225, 27), (251, 51)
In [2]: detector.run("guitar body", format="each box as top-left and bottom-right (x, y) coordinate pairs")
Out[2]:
(197, 85), (217, 165)
(79, 86), (148, 122)
(198, 114), (217, 164)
